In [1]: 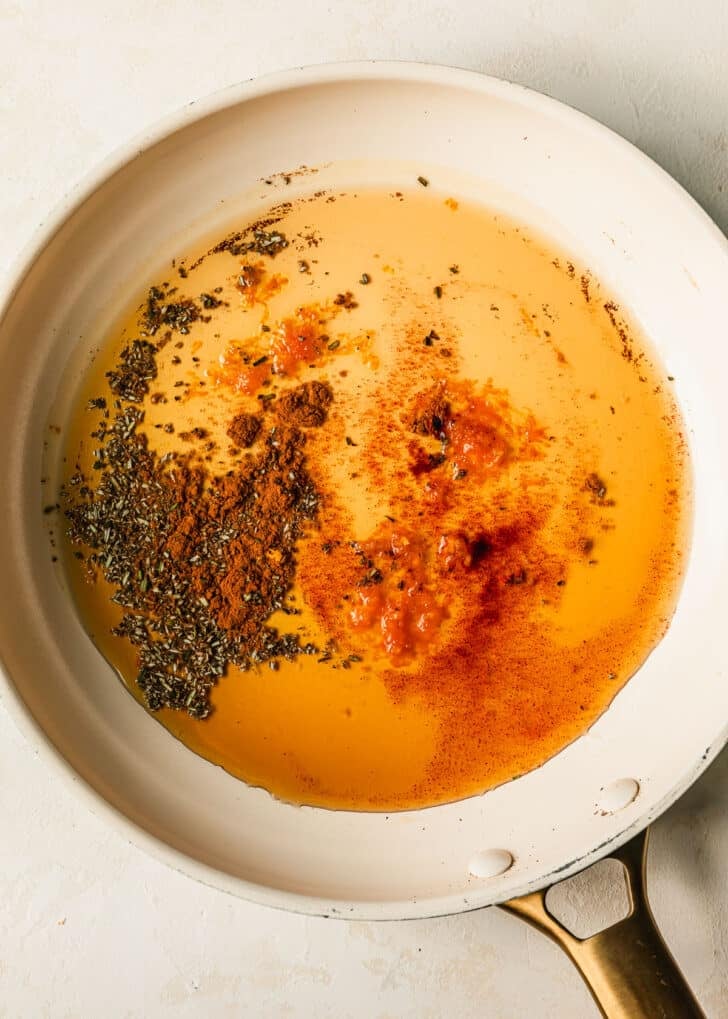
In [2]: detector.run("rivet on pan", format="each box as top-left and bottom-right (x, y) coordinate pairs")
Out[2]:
(596, 778), (640, 815)
(468, 849), (514, 878)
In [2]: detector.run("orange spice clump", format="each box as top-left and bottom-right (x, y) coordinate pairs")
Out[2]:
(210, 287), (360, 397)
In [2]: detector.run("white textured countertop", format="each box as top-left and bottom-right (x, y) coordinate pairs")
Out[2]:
(2, 3), (727, 1016)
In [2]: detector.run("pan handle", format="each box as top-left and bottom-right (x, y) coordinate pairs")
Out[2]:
(500, 829), (705, 1018)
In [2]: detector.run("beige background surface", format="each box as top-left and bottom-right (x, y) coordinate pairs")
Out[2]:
(1, 2), (727, 1016)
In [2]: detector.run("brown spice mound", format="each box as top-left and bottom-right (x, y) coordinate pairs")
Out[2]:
(276, 380), (333, 428)
(226, 412), (262, 448)
(63, 347), (333, 717)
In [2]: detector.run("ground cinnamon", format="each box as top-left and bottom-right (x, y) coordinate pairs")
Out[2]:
(226, 412), (261, 448)
(63, 351), (333, 717)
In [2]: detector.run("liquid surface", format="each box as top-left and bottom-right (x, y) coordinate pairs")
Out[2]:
(56, 184), (689, 810)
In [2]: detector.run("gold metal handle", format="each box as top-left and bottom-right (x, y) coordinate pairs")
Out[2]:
(501, 829), (705, 1018)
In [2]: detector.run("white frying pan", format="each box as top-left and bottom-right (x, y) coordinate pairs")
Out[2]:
(1, 63), (726, 1017)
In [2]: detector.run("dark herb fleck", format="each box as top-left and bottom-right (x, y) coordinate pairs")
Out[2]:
(105, 340), (157, 403)
(142, 288), (201, 336)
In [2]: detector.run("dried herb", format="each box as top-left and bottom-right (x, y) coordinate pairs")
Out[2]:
(217, 228), (289, 259)
(62, 345), (326, 718)
(105, 340), (157, 403)
(142, 288), (201, 336)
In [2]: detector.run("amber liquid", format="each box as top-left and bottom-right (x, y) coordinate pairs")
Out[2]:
(59, 187), (689, 810)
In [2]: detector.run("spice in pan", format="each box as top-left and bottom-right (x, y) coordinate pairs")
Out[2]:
(141, 287), (202, 336)
(333, 291), (358, 309)
(276, 381), (333, 428)
(62, 344), (331, 718)
(105, 340), (157, 402)
(54, 186), (689, 812)
(226, 412), (262, 448)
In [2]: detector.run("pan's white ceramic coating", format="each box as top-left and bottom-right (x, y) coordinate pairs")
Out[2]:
(0, 63), (726, 920)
